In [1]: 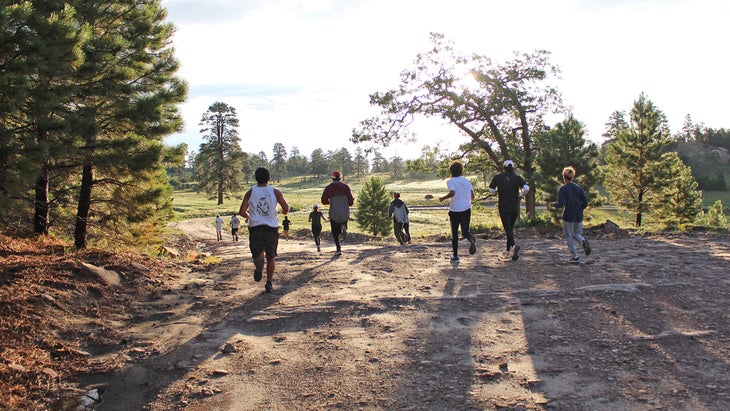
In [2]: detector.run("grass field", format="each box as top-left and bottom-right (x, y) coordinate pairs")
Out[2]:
(172, 174), (729, 240)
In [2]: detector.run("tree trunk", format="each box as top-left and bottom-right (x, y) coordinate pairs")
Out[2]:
(635, 192), (643, 227)
(525, 190), (535, 219)
(74, 162), (93, 249)
(33, 162), (50, 235)
(217, 175), (224, 205)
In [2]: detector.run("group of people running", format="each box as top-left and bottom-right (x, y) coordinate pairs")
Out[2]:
(227, 160), (591, 293)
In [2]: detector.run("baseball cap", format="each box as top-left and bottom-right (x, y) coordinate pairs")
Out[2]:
(331, 171), (341, 180)
(503, 160), (515, 168)
(313, 204), (319, 208)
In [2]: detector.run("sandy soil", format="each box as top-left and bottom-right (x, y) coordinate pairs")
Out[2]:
(78, 217), (730, 410)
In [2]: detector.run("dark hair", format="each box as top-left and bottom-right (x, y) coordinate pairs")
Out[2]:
(255, 167), (270, 184)
(449, 160), (463, 177)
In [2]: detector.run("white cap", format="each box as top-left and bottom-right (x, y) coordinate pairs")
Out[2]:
(313, 204), (319, 208)
(503, 160), (515, 168)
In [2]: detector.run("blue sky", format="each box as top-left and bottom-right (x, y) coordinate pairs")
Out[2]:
(162, 0), (729, 161)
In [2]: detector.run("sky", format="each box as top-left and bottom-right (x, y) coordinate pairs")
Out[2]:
(161, 0), (729, 161)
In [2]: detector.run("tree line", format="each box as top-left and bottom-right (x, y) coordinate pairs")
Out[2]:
(3, 17), (727, 250)
(175, 101), (442, 200)
(192, 34), (726, 231)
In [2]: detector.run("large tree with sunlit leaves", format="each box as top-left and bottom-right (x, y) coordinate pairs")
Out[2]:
(352, 33), (563, 218)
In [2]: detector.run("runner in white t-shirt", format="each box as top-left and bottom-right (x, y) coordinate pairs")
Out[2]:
(439, 160), (477, 262)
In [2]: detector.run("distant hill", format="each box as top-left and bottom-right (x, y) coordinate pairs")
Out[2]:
(677, 142), (729, 191)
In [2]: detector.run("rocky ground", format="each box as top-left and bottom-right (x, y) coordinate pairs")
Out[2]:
(2, 219), (730, 410)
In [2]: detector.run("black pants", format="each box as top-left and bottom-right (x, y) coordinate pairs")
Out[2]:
(312, 224), (322, 247)
(499, 210), (519, 251)
(393, 220), (407, 244)
(448, 209), (472, 256)
(330, 221), (345, 251)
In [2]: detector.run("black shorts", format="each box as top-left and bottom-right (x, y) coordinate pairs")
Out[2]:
(248, 225), (278, 258)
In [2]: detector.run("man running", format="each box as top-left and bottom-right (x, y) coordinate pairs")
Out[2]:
(321, 171), (354, 256)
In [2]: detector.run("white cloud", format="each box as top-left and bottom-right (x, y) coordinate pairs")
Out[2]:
(163, 0), (730, 159)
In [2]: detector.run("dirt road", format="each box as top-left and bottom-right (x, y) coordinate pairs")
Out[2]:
(82, 218), (730, 410)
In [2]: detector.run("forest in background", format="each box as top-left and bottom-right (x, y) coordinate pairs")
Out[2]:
(1, 6), (728, 250)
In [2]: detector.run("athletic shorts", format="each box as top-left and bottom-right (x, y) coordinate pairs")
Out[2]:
(248, 225), (278, 258)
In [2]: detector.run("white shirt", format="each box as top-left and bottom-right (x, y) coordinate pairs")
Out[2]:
(247, 185), (279, 228)
(230, 215), (240, 229)
(446, 176), (473, 212)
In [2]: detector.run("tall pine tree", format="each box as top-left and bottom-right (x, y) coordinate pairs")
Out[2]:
(270, 142), (287, 182)
(70, 0), (186, 248)
(195, 102), (243, 205)
(604, 93), (671, 227)
(0, 2), (89, 233)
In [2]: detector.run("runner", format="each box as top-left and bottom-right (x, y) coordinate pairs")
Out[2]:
(439, 160), (477, 262)
(321, 171), (354, 256)
(551, 166), (591, 264)
(489, 160), (529, 261)
(239, 167), (290, 293)
(308, 204), (328, 252)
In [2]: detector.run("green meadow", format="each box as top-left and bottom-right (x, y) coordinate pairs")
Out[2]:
(171, 175), (729, 240)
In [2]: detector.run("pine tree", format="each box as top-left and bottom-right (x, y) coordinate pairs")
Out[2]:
(355, 177), (391, 236)
(604, 93), (672, 227)
(0, 2), (89, 233)
(330, 148), (354, 176)
(390, 156), (405, 179)
(270, 143), (287, 182)
(536, 115), (602, 222)
(70, 0), (187, 248)
(353, 147), (369, 177)
(703, 200), (728, 230)
(651, 152), (702, 228)
(195, 102), (243, 205)
(286, 146), (309, 177)
(309, 149), (328, 178)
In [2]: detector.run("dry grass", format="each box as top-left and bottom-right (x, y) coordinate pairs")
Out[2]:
(0, 234), (177, 409)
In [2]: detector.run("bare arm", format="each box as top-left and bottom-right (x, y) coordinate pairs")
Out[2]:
(439, 190), (455, 202)
(239, 189), (252, 219)
(275, 189), (289, 215)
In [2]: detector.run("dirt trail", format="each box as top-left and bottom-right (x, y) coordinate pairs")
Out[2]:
(82, 218), (730, 410)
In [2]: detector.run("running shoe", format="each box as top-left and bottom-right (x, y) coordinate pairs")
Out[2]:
(570, 256), (580, 264)
(583, 239), (591, 256)
(450, 256), (460, 262)
(511, 244), (521, 261)
(265, 282), (273, 293)
(253, 258), (264, 282)
(469, 236), (477, 255)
